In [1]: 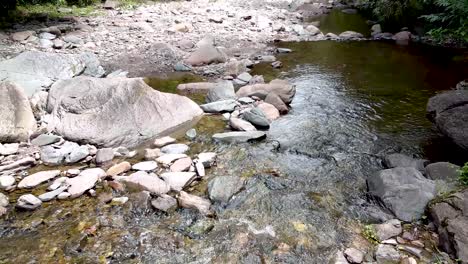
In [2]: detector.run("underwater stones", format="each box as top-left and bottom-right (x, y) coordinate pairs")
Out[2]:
(177, 191), (212, 215)
(18, 170), (61, 189)
(212, 131), (266, 143)
(151, 194), (177, 212)
(17, 194), (42, 210)
(208, 176), (244, 203)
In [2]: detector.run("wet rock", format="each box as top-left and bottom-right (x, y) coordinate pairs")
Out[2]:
(276, 48), (292, 53)
(393, 31), (411, 44)
(144, 148), (162, 160)
(0, 143), (19, 156)
(230, 117), (257, 131)
(200, 99), (237, 113)
(425, 162), (460, 182)
(40, 141), (79, 166)
(185, 129), (197, 140)
(212, 131), (266, 143)
(0, 193), (8, 207)
(339, 31), (363, 39)
(119, 171), (170, 195)
(195, 161), (205, 177)
(206, 81), (236, 103)
(0, 175), (15, 189)
(108, 181), (125, 192)
(151, 194), (177, 212)
(17, 194), (42, 210)
(265, 92), (289, 114)
(161, 144), (189, 155)
(170, 157), (192, 172)
(367, 167), (436, 221)
(106, 161), (132, 176)
(11, 31), (35, 41)
(65, 145), (90, 164)
(112, 197), (129, 204)
(31, 134), (61, 146)
(186, 44), (227, 66)
(153, 136), (176, 148)
(0, 82), (36, 142)
(38, 185), (68, 202)
(383, 153), (427, 172)
(132, 161), (158, 171)
(198, 152), (216, 168)
(18, 170), (61, 189)
(242, 107), (270, 128)
(48, 177), (68, 190)
(57, 192), (70, 200)
(47, 77), (203, 148)
(371, 24), (382, 35)
(306, 25), (321, 35)
(160, 172), (197, 191)
(434, 104), (468, 151)
(271, 61), (283, 69)
(257, 102), (280, 121)
(156, 154), (188, 166)
(0, 157), (35, 173)
(177, 191), (212, 215)
(343, 248), (363, 263)
(95, 148), (114, 165)
(208, 176), (244, 203)
(375, 244), (400, 263)
(430, 189), (468, 261)
(374, 219), (402, 241)
(0, 51), (88, 96)
(236, 79), (296, 104)
(66, 168), (104, 198)
(372, 32), (394, 40)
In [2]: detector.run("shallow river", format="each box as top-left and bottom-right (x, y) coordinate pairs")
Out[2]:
(1, 13), (468, 264)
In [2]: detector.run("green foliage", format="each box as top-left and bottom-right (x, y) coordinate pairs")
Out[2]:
(421, 0), (468, 42)
(459, 162), (468, 186)
(362, 224), (379, 244)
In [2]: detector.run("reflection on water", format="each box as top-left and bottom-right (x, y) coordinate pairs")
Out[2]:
(315, 9), (371, 36)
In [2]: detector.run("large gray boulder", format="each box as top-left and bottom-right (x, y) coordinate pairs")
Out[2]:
(367, 167), (436, 222)
(0, 51), (104, 96)
(0, 82), (36, 143)
(208, 176), (245, 203)
(427, 90), (468, 150)
(186, 44), (227, 66)
(46, 77), (203, 148)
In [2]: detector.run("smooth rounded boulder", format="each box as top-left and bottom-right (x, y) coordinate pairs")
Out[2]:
(236, 79), (296, 104)
(0, 81), (37, 143)
(46, 77), (203, 148)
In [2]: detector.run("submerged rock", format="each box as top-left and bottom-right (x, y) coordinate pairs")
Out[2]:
(161, 144), (189, 155)
(0, 81), (36, 143)
(47, 77), (203, 148)
(367, 167), (436, 221)
(177, 191), (212, 215)
(208, 176), (245, 203)
(151, 194), (177, 212)
(212, 131), (266, 143)
(339, 31), (364, 39)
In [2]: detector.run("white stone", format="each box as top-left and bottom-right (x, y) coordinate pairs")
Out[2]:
(160, 172), (196, 191)
(198, 152), (217, 168)
(153, 136), (176, 148)
(0, 175), (15, 189)
(17, 194), (42, 210)
(156, 154), (188, 166)
(132, 161), (158, 171)
(119, 171), (170, 195)
(18, 170), (61, 188)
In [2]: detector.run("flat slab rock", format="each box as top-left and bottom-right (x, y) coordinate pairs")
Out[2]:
(18, 170), (61, 189)
(160, 172), (197, 191)
(212, 131), (266, 143)
(119, 171), (170, 195)
(66, 168), (105, 198)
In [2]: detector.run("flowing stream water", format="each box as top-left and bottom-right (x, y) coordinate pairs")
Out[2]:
(0, 12), (468, 264)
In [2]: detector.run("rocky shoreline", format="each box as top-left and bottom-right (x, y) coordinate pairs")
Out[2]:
(0, 0), (467, 263)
